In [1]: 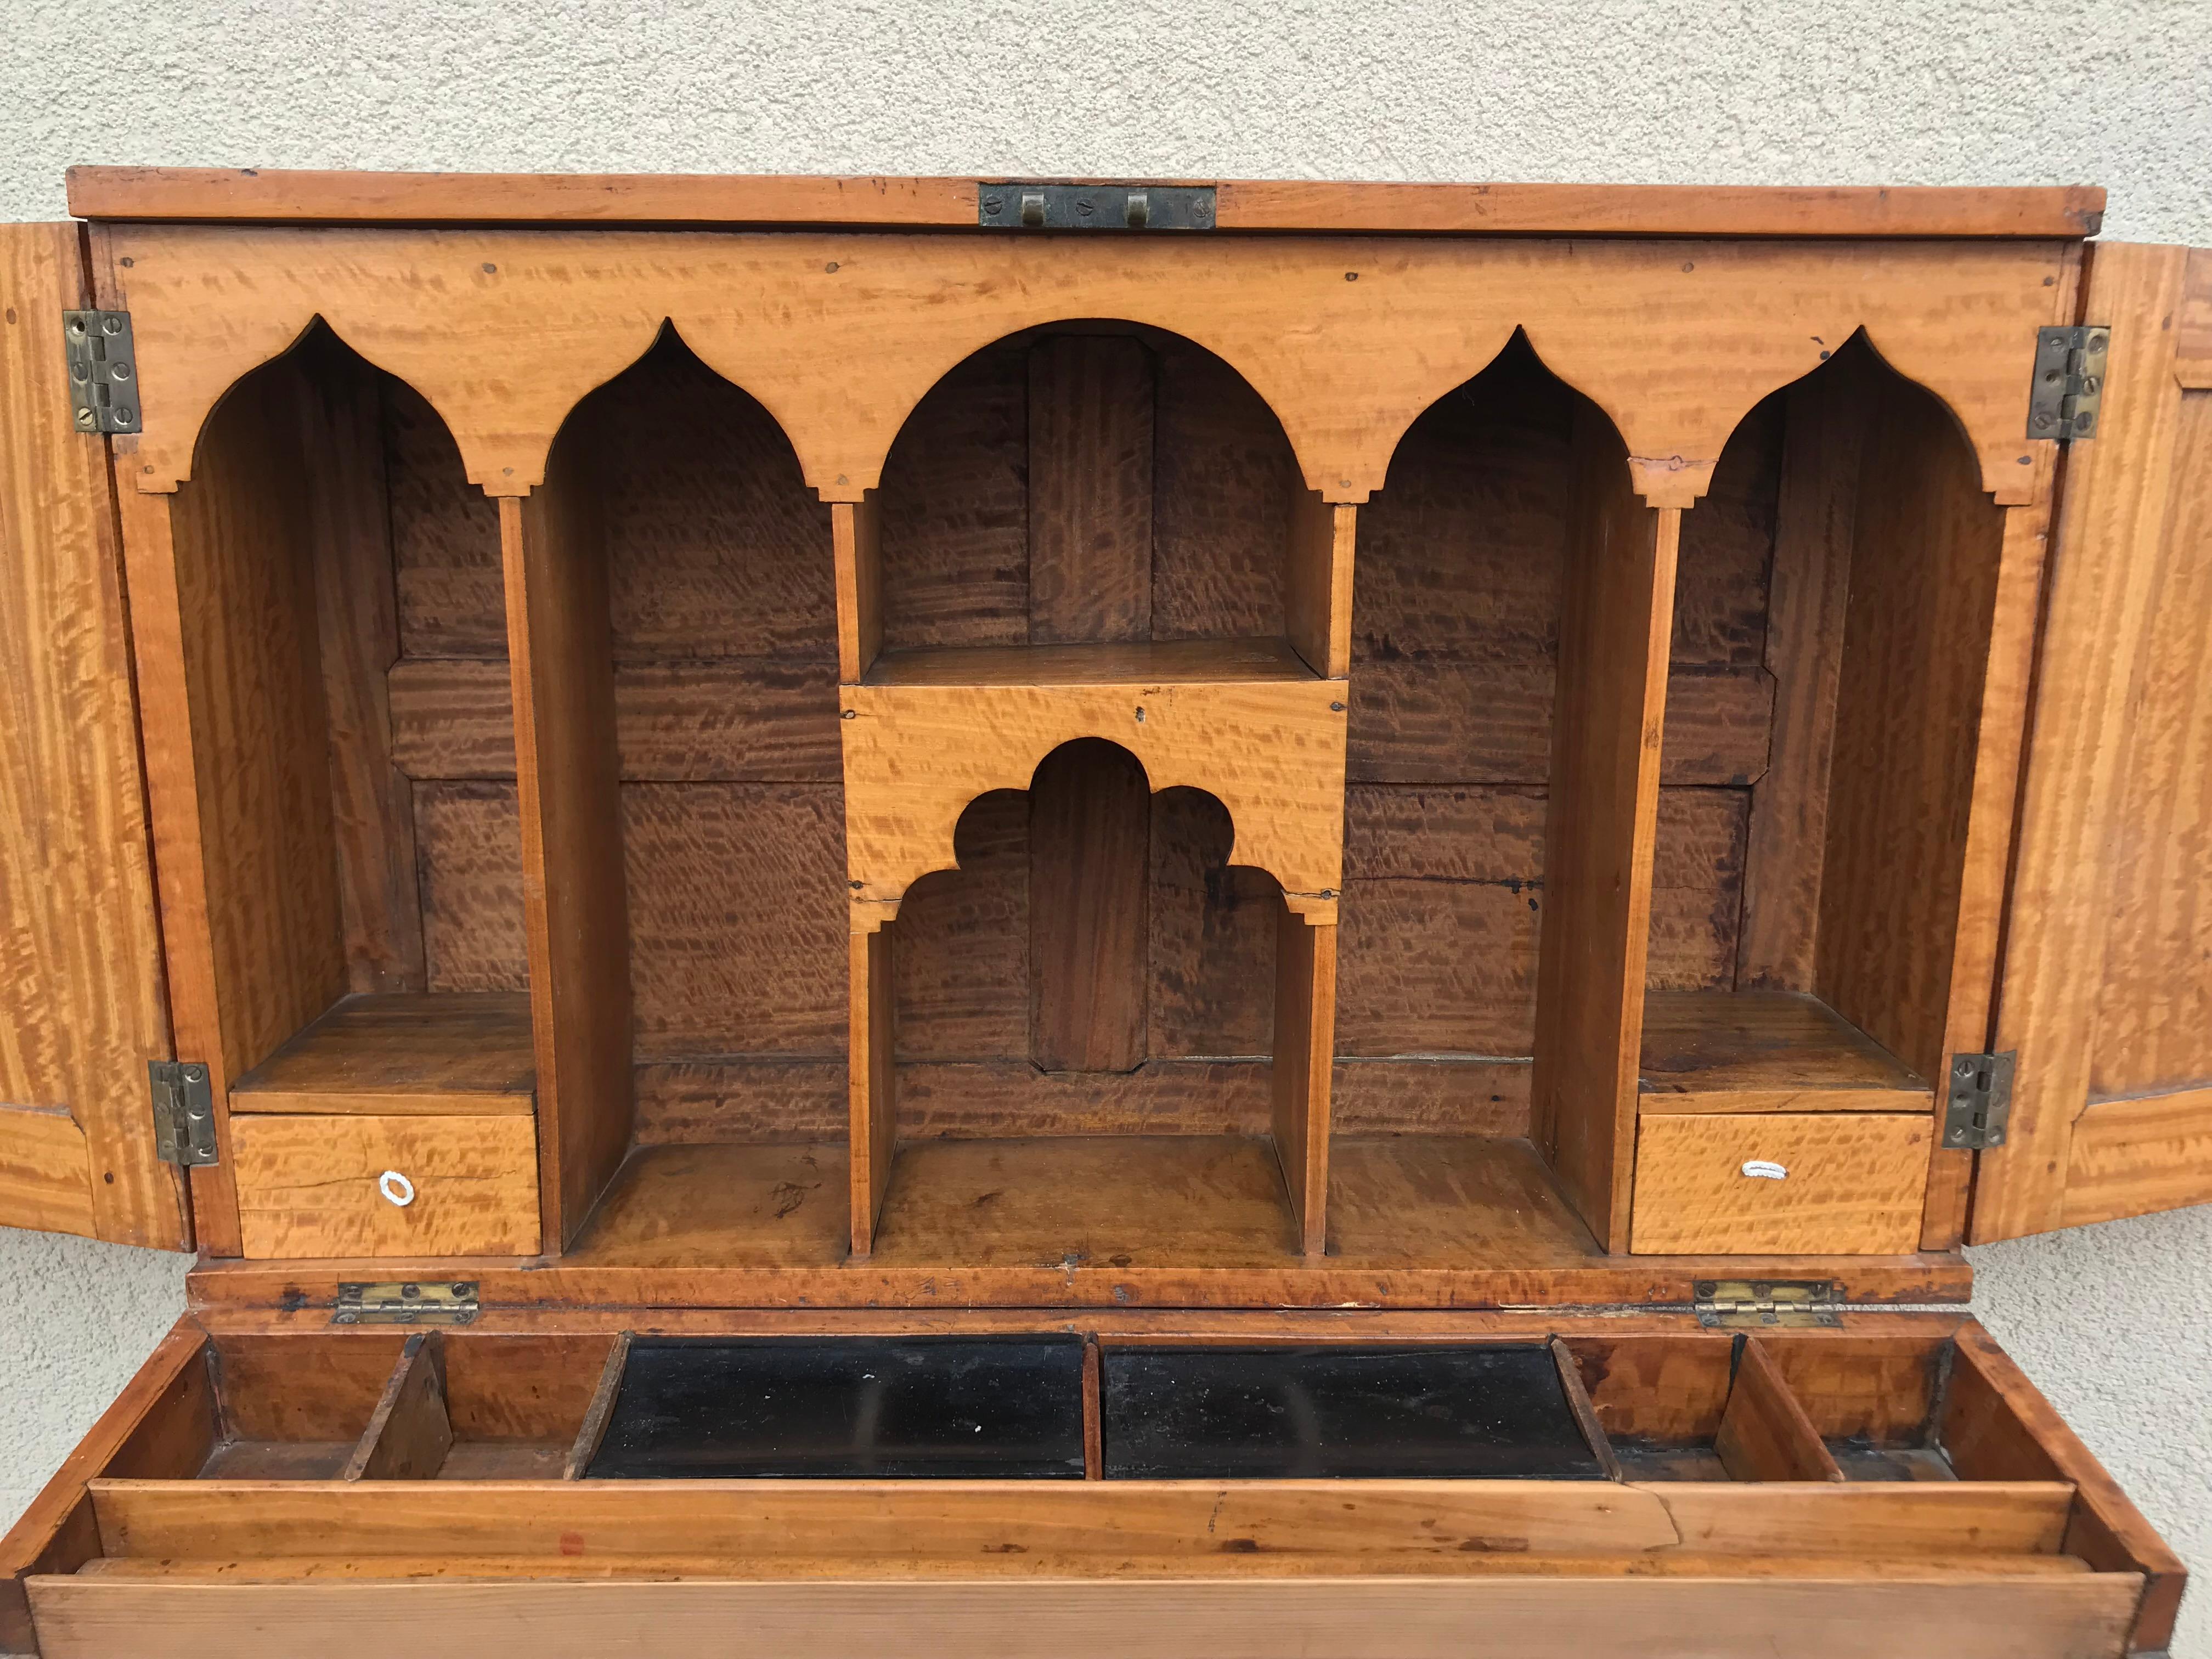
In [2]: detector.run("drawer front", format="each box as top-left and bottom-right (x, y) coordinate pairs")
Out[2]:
(229, 1115), (538, 1259)
(1629, 1113), (1931, 1255)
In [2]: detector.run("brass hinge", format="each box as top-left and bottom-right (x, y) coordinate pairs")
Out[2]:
(1694, 1279), (1842, 1329)
(979, 182), (1216, 231)
(61, 309), (142, 434)
(147, 1060), (218, 1167)
(1943, 1051), (2017, 1151)
(333, 1280), (479, 1326)
(2027, 324), (2109, 442)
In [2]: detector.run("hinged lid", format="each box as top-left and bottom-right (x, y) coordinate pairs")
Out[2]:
(1693, 1279), (1842, 1329)
(332, 1281), (481, 1327)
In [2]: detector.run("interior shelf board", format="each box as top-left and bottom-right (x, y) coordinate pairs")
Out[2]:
(563, 1143), (851, 1269)
(228, 991), (537, 1114)
(861, 636), (1321, 690)
(1638, 991), (1931, 1114)
(867, 1135), (1302, 1268)
(1326, 1137), (1606, 1268)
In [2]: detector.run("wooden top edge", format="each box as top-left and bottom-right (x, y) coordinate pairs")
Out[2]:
(65, 168), (2107, 239)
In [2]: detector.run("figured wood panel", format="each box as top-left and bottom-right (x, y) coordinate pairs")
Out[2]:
(1529, 412), (1676, 1251)
(1629, 1114), (1931, 1255)
(2085, 387), (2212, 1101)
(1027, 336), (1153, 645)
(229, 1114), (538, 1258)
(229, 993), (534, 1115)
(414, 782), (528, 994)
(104, 227), (2072, 508)
(24, 1572), (2145, 1659)
(1153, 344), (1296, 647)
(387, 380), (506, 658)
(389, 658), (842, 782)
(843, 667), (1347, 924)
(0, 1108), (95, 1237)
(623, 785), (845, 1060)
(1981, 244), (2204, 1242)
(2060, 1089), (2212, 1230)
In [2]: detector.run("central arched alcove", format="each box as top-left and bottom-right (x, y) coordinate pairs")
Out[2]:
(859, 737), (1321, 1266)
(856, 321), (1338, 676)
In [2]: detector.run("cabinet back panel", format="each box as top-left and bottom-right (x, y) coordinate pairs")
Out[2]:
(878, 331), (1297, 653)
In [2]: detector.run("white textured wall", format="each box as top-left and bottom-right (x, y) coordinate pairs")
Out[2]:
(3, 1), (2209, 1649)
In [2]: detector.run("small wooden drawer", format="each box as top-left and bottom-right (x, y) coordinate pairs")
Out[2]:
(1628, 1113), (1932, 1255)
(229, 1115), (539, 1259)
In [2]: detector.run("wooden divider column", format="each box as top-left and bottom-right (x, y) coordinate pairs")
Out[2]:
(1273, 910), (1335, 1256)
(1530, 406), (1681, 1254)
(501, 432), (635, 1254)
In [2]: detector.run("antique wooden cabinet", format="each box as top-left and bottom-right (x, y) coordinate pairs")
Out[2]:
(0, 169), (2204, 1657)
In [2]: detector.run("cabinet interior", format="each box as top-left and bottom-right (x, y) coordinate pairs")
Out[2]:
(167, 309), (2006, 1273)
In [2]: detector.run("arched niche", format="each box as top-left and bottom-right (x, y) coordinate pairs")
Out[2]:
(524, 326), (848, 1150)
(159, 321), (531, 1128)
(1640, 331), (2013, 1125)
(851, 320), (1347, 680)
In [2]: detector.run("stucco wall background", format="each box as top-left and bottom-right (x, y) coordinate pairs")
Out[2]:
(3, 0), (2209, 1647)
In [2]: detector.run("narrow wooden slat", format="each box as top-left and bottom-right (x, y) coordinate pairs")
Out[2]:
(562, 1332), (631, 1480)
(25, 1572), (2143, 1659)
(1080, 1338), (1103, 1481)
(503, 457), (634, 1252)
(296, 351), (426, 994)
(1271, 913), (1335, 1257)
(848, 926), (897, 1256)
(1528, 408), (1677, 1251)
(1549, 1338), (1622, 1482)
(832, 497), (882, 684)
(2175, 247), (2212, 388)
(66, 167), (2106, 239)
(1736, 362), (1867, 990)
(343, 1331), (453, 1482)
(1713, 1339), (1845, 1483)
(1285, 493), (1354, 678)
(1027, 335), (1154, 645)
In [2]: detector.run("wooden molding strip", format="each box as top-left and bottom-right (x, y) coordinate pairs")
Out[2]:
(65, 167), (2104, 239)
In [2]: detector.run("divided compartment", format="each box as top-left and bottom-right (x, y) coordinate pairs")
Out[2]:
(154, 328), (534, 1257)
(837, 325), (1353, 1262)
(1630, 337), (2005, 1255)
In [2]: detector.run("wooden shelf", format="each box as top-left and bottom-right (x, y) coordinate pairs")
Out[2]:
(863, 637), (1320, 689)
(229, 992), (535, 1115)
(1637, 991), (1929, 1114)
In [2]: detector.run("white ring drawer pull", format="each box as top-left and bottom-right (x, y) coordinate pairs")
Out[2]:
(1740, 1159), (1790, 1181)
(378, 1170), (417, 1207)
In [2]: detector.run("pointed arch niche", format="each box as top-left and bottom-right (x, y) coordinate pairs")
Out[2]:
(137, 324), (535, 1259)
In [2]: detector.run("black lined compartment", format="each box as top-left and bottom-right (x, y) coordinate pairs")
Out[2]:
(585, 1335), (1087, 1479)
(1101, 1343), (1607, 1479)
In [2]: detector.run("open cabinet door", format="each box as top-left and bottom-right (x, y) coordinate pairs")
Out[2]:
(0, 223), (186, 1249)
(1974, 242), (2212, 1242)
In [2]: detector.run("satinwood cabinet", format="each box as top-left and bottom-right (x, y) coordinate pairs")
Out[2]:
(0, 168), (2202, 1657)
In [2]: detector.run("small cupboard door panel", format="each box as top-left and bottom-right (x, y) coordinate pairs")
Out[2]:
(1978, 243), (2212, 1242)
(0, 224), (183, 1249)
